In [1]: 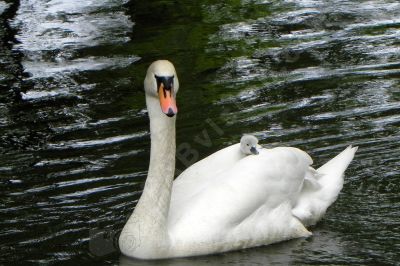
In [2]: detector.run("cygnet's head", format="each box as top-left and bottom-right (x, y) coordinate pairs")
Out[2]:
(240, 135), (259, 155)
(144, 60), (179, 117)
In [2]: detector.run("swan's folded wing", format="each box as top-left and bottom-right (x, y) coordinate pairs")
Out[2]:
(171, 143), (243, 207)
(174, 143), (243, 182)
(169, 147), (313, 247)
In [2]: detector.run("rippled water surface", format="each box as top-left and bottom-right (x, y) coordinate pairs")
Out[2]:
(1, 0), (399, 264)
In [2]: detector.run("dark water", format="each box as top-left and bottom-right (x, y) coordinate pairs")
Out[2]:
(1, 0), (399, 264)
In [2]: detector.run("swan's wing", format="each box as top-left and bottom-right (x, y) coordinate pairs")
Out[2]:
(174, 143), (243, 182)
(172, 143), (244, 205)
(292, 146), (358, 226)
(169, 147), (313, 250)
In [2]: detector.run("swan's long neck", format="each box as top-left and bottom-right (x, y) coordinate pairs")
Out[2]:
(136, 97), (176, 225)
(120, 96), (175, 257)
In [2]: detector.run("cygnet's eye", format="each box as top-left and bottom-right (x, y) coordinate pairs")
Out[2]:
(247, 144), (249, 146)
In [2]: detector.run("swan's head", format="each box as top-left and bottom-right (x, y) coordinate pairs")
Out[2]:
(240, 135), (259, 155)
(144, 60), (179, 117)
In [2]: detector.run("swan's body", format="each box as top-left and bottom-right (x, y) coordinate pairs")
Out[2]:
(119, 60), (357, 259)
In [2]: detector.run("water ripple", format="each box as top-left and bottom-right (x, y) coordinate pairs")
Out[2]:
(1, 0), (399, 264)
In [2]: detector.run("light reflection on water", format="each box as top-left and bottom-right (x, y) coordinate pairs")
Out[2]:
(0, 0), (399, 264)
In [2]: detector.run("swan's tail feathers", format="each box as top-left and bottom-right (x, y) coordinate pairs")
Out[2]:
(293, 146), (358, 226)
(316, 145), (357, 205)
(317, 145), (358, 176)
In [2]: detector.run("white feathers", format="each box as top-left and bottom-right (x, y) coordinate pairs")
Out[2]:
(292, 146), (358, 226)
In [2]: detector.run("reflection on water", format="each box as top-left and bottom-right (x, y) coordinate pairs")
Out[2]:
(118, 230), (348, 266)
(0, 0), (399, 264)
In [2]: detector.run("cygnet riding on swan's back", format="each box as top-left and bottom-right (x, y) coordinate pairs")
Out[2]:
(119, 60), (358, 260)
(240, 135), (260, 155)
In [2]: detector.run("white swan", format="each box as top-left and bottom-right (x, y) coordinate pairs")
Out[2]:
(119, 60), (357, 260)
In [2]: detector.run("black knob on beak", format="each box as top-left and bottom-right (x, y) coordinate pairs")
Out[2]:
(250, 146), (259, 155)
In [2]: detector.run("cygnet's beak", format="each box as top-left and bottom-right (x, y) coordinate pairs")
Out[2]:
(250, 146), (259, 155)
(156, 75), (177, 117)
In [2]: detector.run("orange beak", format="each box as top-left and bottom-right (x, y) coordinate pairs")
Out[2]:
(158, 83), (178, 117)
